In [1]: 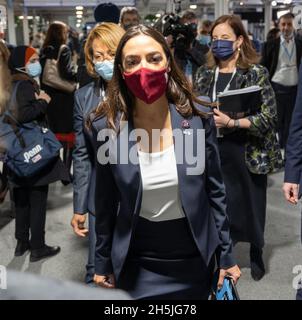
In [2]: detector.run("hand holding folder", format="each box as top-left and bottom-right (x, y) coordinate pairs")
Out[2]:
(217, 85), (262, 117)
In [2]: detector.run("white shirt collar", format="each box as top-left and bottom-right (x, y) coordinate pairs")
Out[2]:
(281, 34), (294, 44)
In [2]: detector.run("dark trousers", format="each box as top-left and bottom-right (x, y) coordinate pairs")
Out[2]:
(272, 83), (297, 149)
(61, 141), (73, 174)
(13, 185), (49, 250)
(0, 171), (8, 193)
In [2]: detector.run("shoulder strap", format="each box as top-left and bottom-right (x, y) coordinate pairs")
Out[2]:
(4, 81), (26, 148)
(57, 44), (68, 61)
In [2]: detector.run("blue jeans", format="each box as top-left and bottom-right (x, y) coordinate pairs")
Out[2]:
(85, 213), (96, 285)
(297, 288), (302, 300)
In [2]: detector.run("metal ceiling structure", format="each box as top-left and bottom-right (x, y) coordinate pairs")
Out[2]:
(2, 0), (302, 45)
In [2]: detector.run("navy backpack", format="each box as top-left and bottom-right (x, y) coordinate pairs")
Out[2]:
(0, 81), (62, 177)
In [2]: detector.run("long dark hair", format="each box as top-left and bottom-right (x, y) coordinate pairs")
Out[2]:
(207, 15), (259, 69)
(0, 41), (11, 114)
(43, 21), (68, 49)
(91, 25), (211, 131)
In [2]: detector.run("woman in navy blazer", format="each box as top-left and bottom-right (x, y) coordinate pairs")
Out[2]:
(71, 23), (125, 285)
(91, 25), (241, 299)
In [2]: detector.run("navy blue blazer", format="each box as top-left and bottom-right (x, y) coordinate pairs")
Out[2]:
(285, 64), (302, 195)
(73, 79), (103, 214)
(92, 104), (236, 280)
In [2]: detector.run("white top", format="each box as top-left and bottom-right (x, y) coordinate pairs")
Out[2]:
(272, 36), (298, 86)
(138, 144), (185, 222)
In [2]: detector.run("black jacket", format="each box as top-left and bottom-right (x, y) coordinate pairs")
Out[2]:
(285, 62), (302, 186)
(174, 40), (209, 82)
(7, 78), (70, 187)
(73, 78), (104, 215)
(261, 37), (302, 81)
(40, 45), (77, 133)
(77, 38), (95, 88)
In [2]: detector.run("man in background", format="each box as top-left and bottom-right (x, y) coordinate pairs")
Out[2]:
(261, 13), (302, 150)
(173, 10), (209, 85)
(119, 7), (140, 31)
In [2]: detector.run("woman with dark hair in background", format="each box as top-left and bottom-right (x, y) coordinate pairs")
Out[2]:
(196, 15), (282, 281)
(0, 41), (11, 203)
(40, 21), (77, 177)
(92, 25), (241, 299)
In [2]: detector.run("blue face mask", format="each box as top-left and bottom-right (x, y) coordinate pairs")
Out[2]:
(198, 35), (211, 46)
(94, 60), (114, 81)
(211, 40), (235, 61)
(26, 62), (42, 78)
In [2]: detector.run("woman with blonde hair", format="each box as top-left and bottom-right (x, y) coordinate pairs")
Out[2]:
(70, 22), (125, 285)
(195, 15), (282, 281)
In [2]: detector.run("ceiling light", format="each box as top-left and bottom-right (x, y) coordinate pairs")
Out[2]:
(76, 6), (84, 10)
(190, 5), (197, 10)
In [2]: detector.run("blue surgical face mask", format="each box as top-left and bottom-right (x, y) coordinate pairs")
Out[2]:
(211, 39), (235, 61)
(198, 35), (211, 46)
(26, 61), (42, 78)
(94, 60), (114, 81)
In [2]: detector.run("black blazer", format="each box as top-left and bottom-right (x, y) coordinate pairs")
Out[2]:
(73, 79), (103, 214)
(175, 40), (209, 83)
(285, 64), (302, 188)
(92, 103), (236, 281)
(261, 37), (302, 81)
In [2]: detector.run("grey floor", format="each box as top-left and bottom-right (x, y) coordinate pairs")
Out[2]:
(0, 171), (301, 300)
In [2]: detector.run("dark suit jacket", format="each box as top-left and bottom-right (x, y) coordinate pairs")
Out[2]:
(261, 37), (302, 81)
(73, 79), (103, 215)
(285, 64), (302, 190)
(92, 103), (236, 281)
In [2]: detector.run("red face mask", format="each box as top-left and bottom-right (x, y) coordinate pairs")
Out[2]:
(123, 67), (168, 104)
